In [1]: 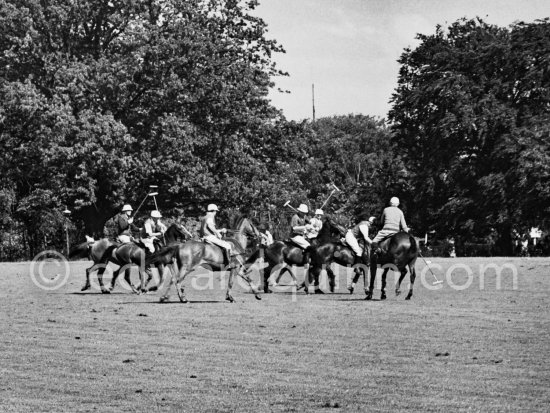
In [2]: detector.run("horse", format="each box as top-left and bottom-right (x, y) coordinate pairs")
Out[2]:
(148, 216), (262, 303)
(242, 217), (344, 294)
(69, 223), (188, 294)
(366, 232), (418, 300)
(308, 217), (370, 293)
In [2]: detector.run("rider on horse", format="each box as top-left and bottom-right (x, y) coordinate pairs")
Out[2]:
(200, 204), (233, 267)
(308, 209), (324, 239)
(140, 210), (166, 253)
(290, 204), (312, 249)
(345, 214), (375, 264)
(371, 197), (409, 253)
(116, 204), (139, 243)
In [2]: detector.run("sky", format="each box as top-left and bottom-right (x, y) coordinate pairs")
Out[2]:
(253, 0), (550, 121)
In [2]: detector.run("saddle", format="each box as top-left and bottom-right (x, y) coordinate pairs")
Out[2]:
(286, 239), (307, 250)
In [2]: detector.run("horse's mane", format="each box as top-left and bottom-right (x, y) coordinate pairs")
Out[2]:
(223, 237), (246, 254)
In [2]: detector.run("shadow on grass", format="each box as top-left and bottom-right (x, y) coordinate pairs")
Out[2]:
(120, 300), (228, 305)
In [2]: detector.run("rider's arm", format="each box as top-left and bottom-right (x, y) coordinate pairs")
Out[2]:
(359, 224), (373, 244)
(206, 218), (223, 238)
(400, 212), (409, 232)
(291, 215), (307, 234)
(144, 220), (154, 237)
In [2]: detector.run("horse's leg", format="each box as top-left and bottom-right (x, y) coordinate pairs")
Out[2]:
(309, 265), (323, 294)
(406, 265), (416, 300)
(110, 268), (120, 292)
(226, 267), (235, 303)
(326, 265), (336, 293)
(380, 268), (389, 300)
(263, 264), (274, 292)
(236, 265), (261, 300)
(396, 268), (407, 296)
(97, 264), (110, 294)
(365, 262), (377, 300)
(174, 265), (193, 304)
(81, 264), (94, 291)
(122, 267), (138, 294)
(147, 264), (165, 292)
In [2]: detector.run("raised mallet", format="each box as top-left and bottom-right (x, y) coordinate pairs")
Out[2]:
(283, 200), (299, 214)
(320, 183), (341, 210)
(134, 185), (159, 216)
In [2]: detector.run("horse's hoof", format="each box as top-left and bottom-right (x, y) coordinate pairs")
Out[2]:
(264, 288), (273, 294)
(405, 295), (412, 300)
(148, 286), (158, 292)
(365, 294), (372, 300)
(101, 289), (110, 294)
(395, 289), (401, 296)
(255, 294), (262, 301)
(159, 296), (169, 303)
(348, 286), (354, 294)
(314, 289), (325, 295)
(81, 284), (90, 292)
(179, 297), (188, 303)
(297, 283), (305, 291)
(226, 295), (235, 303)
(381, 293), (387, 300)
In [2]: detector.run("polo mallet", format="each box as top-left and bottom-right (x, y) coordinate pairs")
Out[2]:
(283, 200), (299, 214)
(320, 183), (341, 210)
(133, 185), (159, 216)
(418, 252), (443, 285)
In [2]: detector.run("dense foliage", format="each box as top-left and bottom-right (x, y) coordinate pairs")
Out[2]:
(389, 18), (550, 255)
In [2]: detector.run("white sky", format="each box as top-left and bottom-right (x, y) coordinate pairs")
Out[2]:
(254, 0), (550, 121)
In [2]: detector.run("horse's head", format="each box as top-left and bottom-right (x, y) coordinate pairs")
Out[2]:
(165, 222), (190, 243)
(319, 216), (346, 240)
(238, 217), (260, 240)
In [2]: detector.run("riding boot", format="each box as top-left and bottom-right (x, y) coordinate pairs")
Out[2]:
(371, 242), (381, 255)
(223, 249), (233, 269)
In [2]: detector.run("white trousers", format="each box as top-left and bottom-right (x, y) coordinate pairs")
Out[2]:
(291, 235), (310, 249)
(345, 231), (363, 256)
(203, 235), (232, 252)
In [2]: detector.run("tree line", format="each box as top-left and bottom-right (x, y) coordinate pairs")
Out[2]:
(0, 0), (548, 259)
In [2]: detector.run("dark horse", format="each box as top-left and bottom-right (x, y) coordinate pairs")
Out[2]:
(69, 223), (188, 294)
(308, 217), (370, 293)
(148, 217), (261, 303)
(243, 217), (344, 294)
(366, 232), (418, 300)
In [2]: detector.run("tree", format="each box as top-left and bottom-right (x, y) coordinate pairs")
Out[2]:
(303, 115), (407, 224)
(389, 18), (550, 254)
(0, 0), (289, 244)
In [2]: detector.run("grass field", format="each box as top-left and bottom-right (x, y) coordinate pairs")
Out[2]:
(1, 257), (549, 412)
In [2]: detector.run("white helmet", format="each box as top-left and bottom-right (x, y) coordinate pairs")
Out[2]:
(151, 210), (162, 218)
(122, 204), (133, 212)
(368, 216), (376, 223)
(207, 204), (219, 212)
(390, 197), (400, 206)
(297, 204), (309, 213)
(315, 209), (324, 216)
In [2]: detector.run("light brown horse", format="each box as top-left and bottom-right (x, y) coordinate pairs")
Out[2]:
(148, 217), (261, 303)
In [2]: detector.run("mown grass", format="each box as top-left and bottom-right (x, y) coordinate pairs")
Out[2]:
(0, 257), (549, 412)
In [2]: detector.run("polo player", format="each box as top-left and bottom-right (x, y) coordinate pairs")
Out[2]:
(116, 204), (137, 243)
(371, 197), (409, 252)
(290, 204), (312, 249)
(200, 204), (233, 267)
(140, 210), (166, 253)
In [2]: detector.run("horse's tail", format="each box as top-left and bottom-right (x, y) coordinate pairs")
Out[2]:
(146, 244), (180, 266)
(69, 242), (89, 259)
